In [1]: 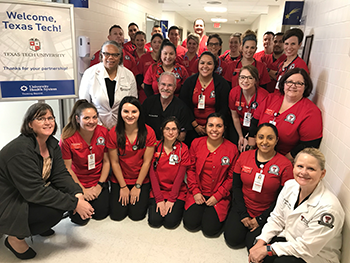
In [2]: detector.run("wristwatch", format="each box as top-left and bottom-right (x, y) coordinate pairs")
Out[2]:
(266, 244), (273, 256)
(97, 181), (105, 188)
(135, 183), (141, 189)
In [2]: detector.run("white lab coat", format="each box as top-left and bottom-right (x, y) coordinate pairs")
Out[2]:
(79, 63), (137, 130)
(257, 179), (344, 263)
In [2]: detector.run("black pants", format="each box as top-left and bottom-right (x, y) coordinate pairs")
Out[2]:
(259, 237), (306, 263)
(109, 182), (150, 221)
(69, 186), (110, 226)
(183, 196), (224, 237)
(148, 198), (185, 229)
(224, 208), (263, 250)
(27, 203), (64, 236)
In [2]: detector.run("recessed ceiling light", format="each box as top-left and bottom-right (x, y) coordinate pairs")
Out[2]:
(204, 6), (227, 12)
(211, 18), (227, 23)
(207, 1), (221, 4)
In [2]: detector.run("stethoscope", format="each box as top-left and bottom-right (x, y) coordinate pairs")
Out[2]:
(117, 141), (140, 156)
(215, 57), (223, 75)
(237, 88), (258, 111)
(277, 55), (298, 75)
(184, 52), (198, 62)
(232, 58), (257, 76)
(153, 140), (183, 170)
(156, 62), (183, 80)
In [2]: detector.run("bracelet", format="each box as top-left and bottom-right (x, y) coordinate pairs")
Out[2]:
(193, 124), (199, 129)
(120, 185), (127, 189)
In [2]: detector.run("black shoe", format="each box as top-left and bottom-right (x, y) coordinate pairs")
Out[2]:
(39, 229), (55, 237)
(4, 237), (36, 260)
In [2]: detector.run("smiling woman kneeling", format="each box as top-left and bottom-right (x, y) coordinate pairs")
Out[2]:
(0, 103), (94, 260)
(248, 148), (345, 263)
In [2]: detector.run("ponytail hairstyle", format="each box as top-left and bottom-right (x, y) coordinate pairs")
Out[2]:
(115, 96), (147, 150)
(61, 99), (98, 140)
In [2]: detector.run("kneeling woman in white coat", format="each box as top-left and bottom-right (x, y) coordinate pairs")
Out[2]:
(79, 40), (137, 130)
(249, 148), (344, 263)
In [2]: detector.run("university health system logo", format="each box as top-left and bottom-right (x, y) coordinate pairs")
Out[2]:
(29, 38), (41, 51)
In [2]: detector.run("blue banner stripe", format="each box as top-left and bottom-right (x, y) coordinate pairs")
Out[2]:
(0, 80), (75, 98)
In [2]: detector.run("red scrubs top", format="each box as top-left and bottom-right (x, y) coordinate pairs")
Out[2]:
(253, 93), (323, 155)
(60, 125), (108, 188)
(253, 50), (269, 63)
(181, 52), (198, 76)
(143, 62), (189, 95)
(182, 35), (208, 56)
(137, 52), (156, 76)
(275, 56), (309, 91)
(191, 57), (227, 76)
(123, 41), (136, 55)
(176, 45), (187, 58)
(261, 53), (287, 93)
(150, 141), (191, 202)
(234, 150), (293, 218)
(219, 51), (242, 63)
(185, 136), (239, 222)
(192, 79), (216, 126)
(106, 125), (157, 185)
(229, 86), (269, 131)
(224, 59), (271, 88)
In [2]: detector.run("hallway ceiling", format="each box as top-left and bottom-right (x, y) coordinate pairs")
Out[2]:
(161, 0), (281, 25)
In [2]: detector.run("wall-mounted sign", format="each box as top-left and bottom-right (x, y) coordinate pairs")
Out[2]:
(0, 0), (77, 101)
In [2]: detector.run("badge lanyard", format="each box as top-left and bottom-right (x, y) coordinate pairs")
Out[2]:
(252, 164), (265, 193)
(87, 145), (96, 170)
(269, 112), (280, 126)
(237, 88), (258, 128)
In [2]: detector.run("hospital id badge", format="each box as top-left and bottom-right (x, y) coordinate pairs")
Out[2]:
(252, 172), (265, 193)
(198, 95), (205, 109)
(169, 154), (178, 165)
(243, 112), (252, 127)
(88, 153), (96, 170)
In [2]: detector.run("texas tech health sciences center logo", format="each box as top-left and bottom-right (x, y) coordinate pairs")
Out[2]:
(29, 38), (41, 51)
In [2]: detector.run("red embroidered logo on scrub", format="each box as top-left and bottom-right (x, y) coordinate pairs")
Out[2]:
(284, 113), (296, 124)
(242, 165), (253, 174)
(268, 165), (280, 175)
(235, 101), (246, 107)
(96, 136), (105, 145)
(265, 109), (274, 116)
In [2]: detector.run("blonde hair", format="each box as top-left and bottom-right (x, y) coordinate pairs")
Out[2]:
(295, 148), (325, 170)
(187, 33), (200, 45)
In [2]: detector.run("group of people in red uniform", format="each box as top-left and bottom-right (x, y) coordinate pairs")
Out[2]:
(70, 19), (323, 257)
(0, 17), (340, 263)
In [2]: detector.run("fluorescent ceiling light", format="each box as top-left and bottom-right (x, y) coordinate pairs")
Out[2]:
(211, 18), (227, 22)
(204, 6), (227, 12)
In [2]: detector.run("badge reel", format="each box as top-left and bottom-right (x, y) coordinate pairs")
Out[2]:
(252, 164), (265, 193)
(269, 112), (278, 126)
(88, 153), (96, 170)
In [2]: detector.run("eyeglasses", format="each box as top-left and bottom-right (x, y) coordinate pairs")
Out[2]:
(164, 127), (178, 133)
(102, 52), (120, 58)
(208, 42), (220, 47)
(284, 80), (305, 88)
(34, 116), (55, 123)
(239, 75), (254, 81)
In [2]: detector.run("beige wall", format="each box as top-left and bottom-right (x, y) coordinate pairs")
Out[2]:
(302, 1), (350, 262)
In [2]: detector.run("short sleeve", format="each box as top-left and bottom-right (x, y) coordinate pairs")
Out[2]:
(146, 125), (157, 147)
(59, 138), (72, 160)
(180, 144), (192, 167)
(299, 104), (323, 141)
(143, 64), (155, 85)
(106, 127), (118, 149)
(228, 87), (239, 111)
(233, 153), (242, 174)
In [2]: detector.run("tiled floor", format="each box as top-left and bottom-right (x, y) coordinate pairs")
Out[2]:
(0, 217), (248, 263)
